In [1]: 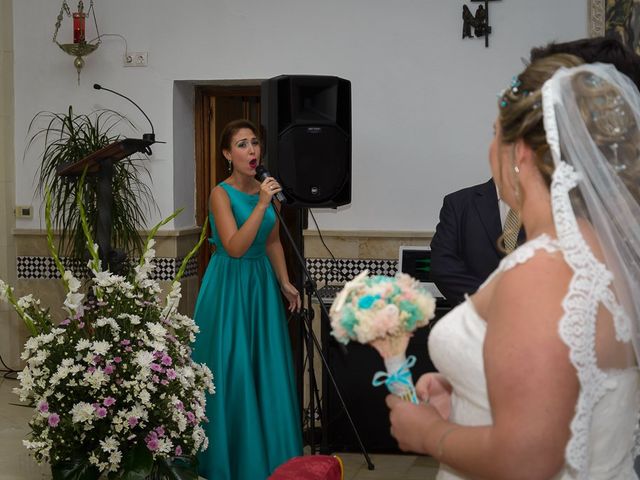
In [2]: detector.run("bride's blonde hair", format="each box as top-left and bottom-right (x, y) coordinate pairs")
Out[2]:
(499, 54), (584, 188)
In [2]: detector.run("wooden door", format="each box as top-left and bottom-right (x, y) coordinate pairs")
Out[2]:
(195, 86), (261, 277)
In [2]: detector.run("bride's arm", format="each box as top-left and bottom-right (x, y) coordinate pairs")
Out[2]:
(388, 252), (577, 480)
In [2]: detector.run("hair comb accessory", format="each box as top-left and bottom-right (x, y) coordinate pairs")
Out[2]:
(510, 76), (522, 94)
(498, 75), (535, 108)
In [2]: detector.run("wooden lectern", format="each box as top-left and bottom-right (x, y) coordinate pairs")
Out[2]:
(57, 138), (154, 272)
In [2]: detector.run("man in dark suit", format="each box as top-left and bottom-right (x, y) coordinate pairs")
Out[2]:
(430, 178), (503, 305)
(430, 38), (640, 306)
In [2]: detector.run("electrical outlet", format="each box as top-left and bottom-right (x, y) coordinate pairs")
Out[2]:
(15, 206), (32, 219)
(123, 51), (148, 67)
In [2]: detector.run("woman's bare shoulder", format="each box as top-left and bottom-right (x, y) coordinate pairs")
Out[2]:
(489, 249), (572, 327)
(210, 184), (230, 210)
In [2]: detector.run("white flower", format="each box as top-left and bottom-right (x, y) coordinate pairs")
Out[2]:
(37, 333), (55, 345)
(84, 368), (107, 389)
(139, 390), (151, 405)
(100, 436), (119, 453)
(17, 294), (36, 309)
(64, 292), (85, 313)
(75, 338), (91, 351)
(119, 313), (142, 325)
(63, 270), (81, 292)
(107, 450), (122, 471)
(134, 263), (153, 283)
(93, 271), (125, 288)
(71, 402), (95, 423)
(135, 351), (154, 368)
(24, 337), (40, 352)
(162, 281), (182, 317)
(91, 341), (111, 356)
(147, 322), (167, 339)
(96, 317), (120, 331)
(0, 279), (8, 302)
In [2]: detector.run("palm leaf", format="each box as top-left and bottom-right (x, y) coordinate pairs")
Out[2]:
(26, 106), (159, 261)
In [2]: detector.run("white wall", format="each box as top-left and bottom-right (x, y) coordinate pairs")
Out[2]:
(13, 0), (587, 232)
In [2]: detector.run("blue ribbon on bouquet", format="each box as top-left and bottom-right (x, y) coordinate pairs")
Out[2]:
(371, 355), (419, 404)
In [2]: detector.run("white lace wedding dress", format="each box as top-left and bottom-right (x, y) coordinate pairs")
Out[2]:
(428, 235), (640, 480)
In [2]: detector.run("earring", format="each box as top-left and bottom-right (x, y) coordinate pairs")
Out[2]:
(509, 146), (521, 203)
(227, 159), (232, 173)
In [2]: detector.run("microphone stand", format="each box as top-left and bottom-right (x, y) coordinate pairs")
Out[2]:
(272, 202), (374, 471)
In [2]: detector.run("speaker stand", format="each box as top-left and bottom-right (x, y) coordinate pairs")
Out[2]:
(275, 206), (374, 470)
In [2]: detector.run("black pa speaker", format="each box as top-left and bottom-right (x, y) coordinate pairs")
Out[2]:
(261, 75), (351, 208)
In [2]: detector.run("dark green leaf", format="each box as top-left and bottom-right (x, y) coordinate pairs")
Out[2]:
(156, 456), (200, 480)
(118, 442), (154, 480)
(51, 457), (100, 480)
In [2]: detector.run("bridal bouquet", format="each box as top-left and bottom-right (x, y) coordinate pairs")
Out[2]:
(329, 270), (435, 403)
(1, 184), (214, 479)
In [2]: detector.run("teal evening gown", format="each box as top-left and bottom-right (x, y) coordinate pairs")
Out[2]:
(192, 182), (303, 480)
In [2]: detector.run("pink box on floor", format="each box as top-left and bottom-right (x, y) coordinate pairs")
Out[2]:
(269, 455), (343, 480)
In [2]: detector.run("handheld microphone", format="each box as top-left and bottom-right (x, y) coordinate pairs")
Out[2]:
(93, 83), (155, 143)
(255, 165), (287, 204)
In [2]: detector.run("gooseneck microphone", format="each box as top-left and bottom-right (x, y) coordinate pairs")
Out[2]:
(93, 83), (155, 143)
(255, 165), (287, 204)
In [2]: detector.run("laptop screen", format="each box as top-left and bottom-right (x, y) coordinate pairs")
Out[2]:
(398, 246), (443, 298)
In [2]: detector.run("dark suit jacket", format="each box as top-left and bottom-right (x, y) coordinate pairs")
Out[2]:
(430, 179), (503, 305)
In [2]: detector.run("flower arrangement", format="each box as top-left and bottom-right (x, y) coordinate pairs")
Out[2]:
(0, 181), (214, 479)
(329, 270), (435, 403)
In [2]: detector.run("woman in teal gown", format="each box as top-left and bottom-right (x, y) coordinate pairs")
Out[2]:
(192, 119), (303, 480)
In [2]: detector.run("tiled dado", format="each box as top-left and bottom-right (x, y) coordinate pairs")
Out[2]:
(303, 229), (433, 283)
(16, 255), (198, 281)
(10, 228), (203, 321)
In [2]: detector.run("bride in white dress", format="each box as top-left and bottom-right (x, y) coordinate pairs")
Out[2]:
(387, 54), (640, 480)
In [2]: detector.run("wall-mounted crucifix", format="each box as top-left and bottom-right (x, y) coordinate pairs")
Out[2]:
(462, 0), (502, 48)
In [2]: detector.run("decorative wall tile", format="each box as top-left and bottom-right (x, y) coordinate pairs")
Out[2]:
(305, 257), (397, 284)
(17, 256), (198, 281)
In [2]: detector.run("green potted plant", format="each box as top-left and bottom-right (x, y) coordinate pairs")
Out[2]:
(25, 106), (157, 263)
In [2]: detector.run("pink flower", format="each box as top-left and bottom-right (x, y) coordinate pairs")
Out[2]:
(103, 397), (116, 407)
(161, 354), (173, 366)
(152, 375), (160, 383)
(145, 432), (159, 451)
(48, 413), (60, 427)
(37, 400), (49, 413)
(104, 364), (115, 375)
(175, 446), (183, 456)
(150, 363), (163, 372)
(186, 411), (196, 424)
(128, 416), (139, 427)
(161, 379), (169, 386)
(166, 369), (177, 380)
(120, 339), (130, 346)
(113, 357), (122, 363)
(95, 407), (107, 418)
(60, 319), (70, 326)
